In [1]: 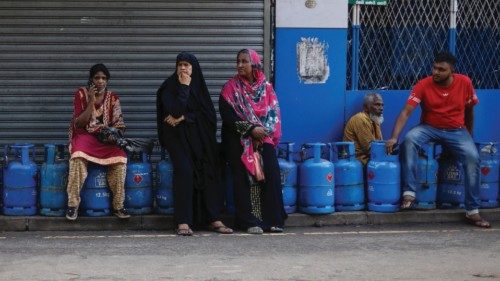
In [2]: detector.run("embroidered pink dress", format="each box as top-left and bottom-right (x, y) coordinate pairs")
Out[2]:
(69, 87), (127, 165)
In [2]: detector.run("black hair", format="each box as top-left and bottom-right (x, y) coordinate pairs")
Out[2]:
(434, 51), (456, 67)
(89, 63), (110, 80)
(237, 48), (250, 59)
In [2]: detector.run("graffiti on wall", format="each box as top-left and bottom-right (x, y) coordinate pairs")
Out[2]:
(296, 37), (329, 84)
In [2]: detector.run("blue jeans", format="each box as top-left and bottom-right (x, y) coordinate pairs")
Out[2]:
(401, 124), (481, 212)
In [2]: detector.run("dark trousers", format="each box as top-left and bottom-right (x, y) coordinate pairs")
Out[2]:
(165, 138), (221, 227)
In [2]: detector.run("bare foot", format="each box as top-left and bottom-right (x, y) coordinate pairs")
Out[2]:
(208, 221), (233, 234)
(175, 223), (193, 236)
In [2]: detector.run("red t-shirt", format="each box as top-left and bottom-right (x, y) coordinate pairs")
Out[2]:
(406, 74), (478, 129)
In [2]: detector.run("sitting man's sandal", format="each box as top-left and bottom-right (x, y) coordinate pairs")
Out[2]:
(400, 195), (416, 210)
(465, 214), (491, 228)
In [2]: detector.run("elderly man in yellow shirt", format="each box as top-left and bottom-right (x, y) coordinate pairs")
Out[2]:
(343, 93), (384, 165)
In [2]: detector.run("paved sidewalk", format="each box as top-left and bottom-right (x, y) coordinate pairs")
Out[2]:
(1, 208), (499, 231)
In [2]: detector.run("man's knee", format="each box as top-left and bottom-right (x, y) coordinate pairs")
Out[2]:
(402, 132), (420, 149)
(403, 126), (433, 149)
(463, 150), (480, 166)
(403, 126), (422, 142)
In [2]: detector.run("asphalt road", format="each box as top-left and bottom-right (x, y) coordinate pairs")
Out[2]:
(1, 223), (499, 281)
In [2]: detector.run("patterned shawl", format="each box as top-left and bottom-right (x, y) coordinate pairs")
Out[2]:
(69, 87), (125, 141)
(221, 49), (281, 175)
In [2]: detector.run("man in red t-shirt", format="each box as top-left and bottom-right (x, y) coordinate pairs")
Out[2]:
(386, 52), (490, 228)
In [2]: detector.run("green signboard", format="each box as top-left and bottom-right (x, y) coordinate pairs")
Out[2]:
(349, 0), (388, 5)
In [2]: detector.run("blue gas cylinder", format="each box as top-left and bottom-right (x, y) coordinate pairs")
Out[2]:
(2, 144), (38, 216)
(155, 149), (174, 214)
(40, 144), (69, 216)
(366, 141), (400, 213)
(414, 143), (438, 209)
(298, 143), (335, 214)
(278, 142), (298, 214)
(81, 164), (111, 216)
(125, 152), (153, 214)
(331, 142), (364, 211)
(437, 153), (465, 209)
(476, 142), (499, 208)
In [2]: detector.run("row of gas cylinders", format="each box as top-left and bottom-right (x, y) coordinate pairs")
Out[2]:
(1, 144), (174, 216)
(2, 141), (499, 217)
(277, 141), (499, 214)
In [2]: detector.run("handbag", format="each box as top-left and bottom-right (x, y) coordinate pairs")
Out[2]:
(97, 127), (154, 153)
(97, 127), (124, 145)
(253, 149), (265, 182)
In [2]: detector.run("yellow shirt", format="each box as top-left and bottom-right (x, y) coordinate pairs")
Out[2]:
(343, 112), (383, 165)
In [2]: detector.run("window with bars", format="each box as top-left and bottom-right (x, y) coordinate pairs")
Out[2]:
(346, 0), (499, 90)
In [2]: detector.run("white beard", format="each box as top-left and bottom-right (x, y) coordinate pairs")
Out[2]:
(370, 114), (384, 125)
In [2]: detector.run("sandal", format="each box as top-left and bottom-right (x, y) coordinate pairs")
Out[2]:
(269, 226), (284, 233)
(400, 195), (416, 210)
(175, 227), (193, 236)
(465, 214), (491, 228)
(208, 222), (233, 234)
(247, 226), (264, 234)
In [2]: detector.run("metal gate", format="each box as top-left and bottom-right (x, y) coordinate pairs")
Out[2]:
(347, 0), (499, 90)
(0, 0), (269, 146)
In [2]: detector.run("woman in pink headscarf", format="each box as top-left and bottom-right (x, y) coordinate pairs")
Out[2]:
(219, 49), (287, 234)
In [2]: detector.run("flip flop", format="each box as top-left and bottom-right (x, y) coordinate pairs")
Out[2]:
(269, 226), (284, 233)
(465, 215), (491, 228)
(400, 195), (416, 210)
(175, 228), (194, 236)
(247, 226), (264, 234)
(208, 224), (233, 234)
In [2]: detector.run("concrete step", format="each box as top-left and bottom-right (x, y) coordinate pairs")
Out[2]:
(1, 208), (499, 231)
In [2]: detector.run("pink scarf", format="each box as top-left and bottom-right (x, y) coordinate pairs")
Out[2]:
(221, 49), (281, 176)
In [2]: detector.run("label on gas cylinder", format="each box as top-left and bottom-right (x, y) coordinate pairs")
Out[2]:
(480, 183), (490, 190)
(95, 173), (107, 187)
(280, 169), (289, 185)
(444, 165), (461, 181)
(326, 189), (333, 196)
(326, 172), (333, 183)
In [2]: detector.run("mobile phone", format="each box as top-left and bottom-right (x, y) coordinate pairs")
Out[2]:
(87, 80), (95, 90)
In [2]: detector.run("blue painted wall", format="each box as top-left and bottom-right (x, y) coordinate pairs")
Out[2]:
(274, 17), (498, 146)
(344, 89), (500, 144)
(275, 28), (347, 146)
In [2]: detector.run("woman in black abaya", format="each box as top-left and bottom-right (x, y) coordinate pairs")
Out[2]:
(156, 52), (232, 236)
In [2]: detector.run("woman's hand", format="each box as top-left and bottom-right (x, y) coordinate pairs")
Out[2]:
(75, 85), (97, 128)
(251, 126), (267, 141)
(88, 85), (97, 105)
(164, 115), (185, 127)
